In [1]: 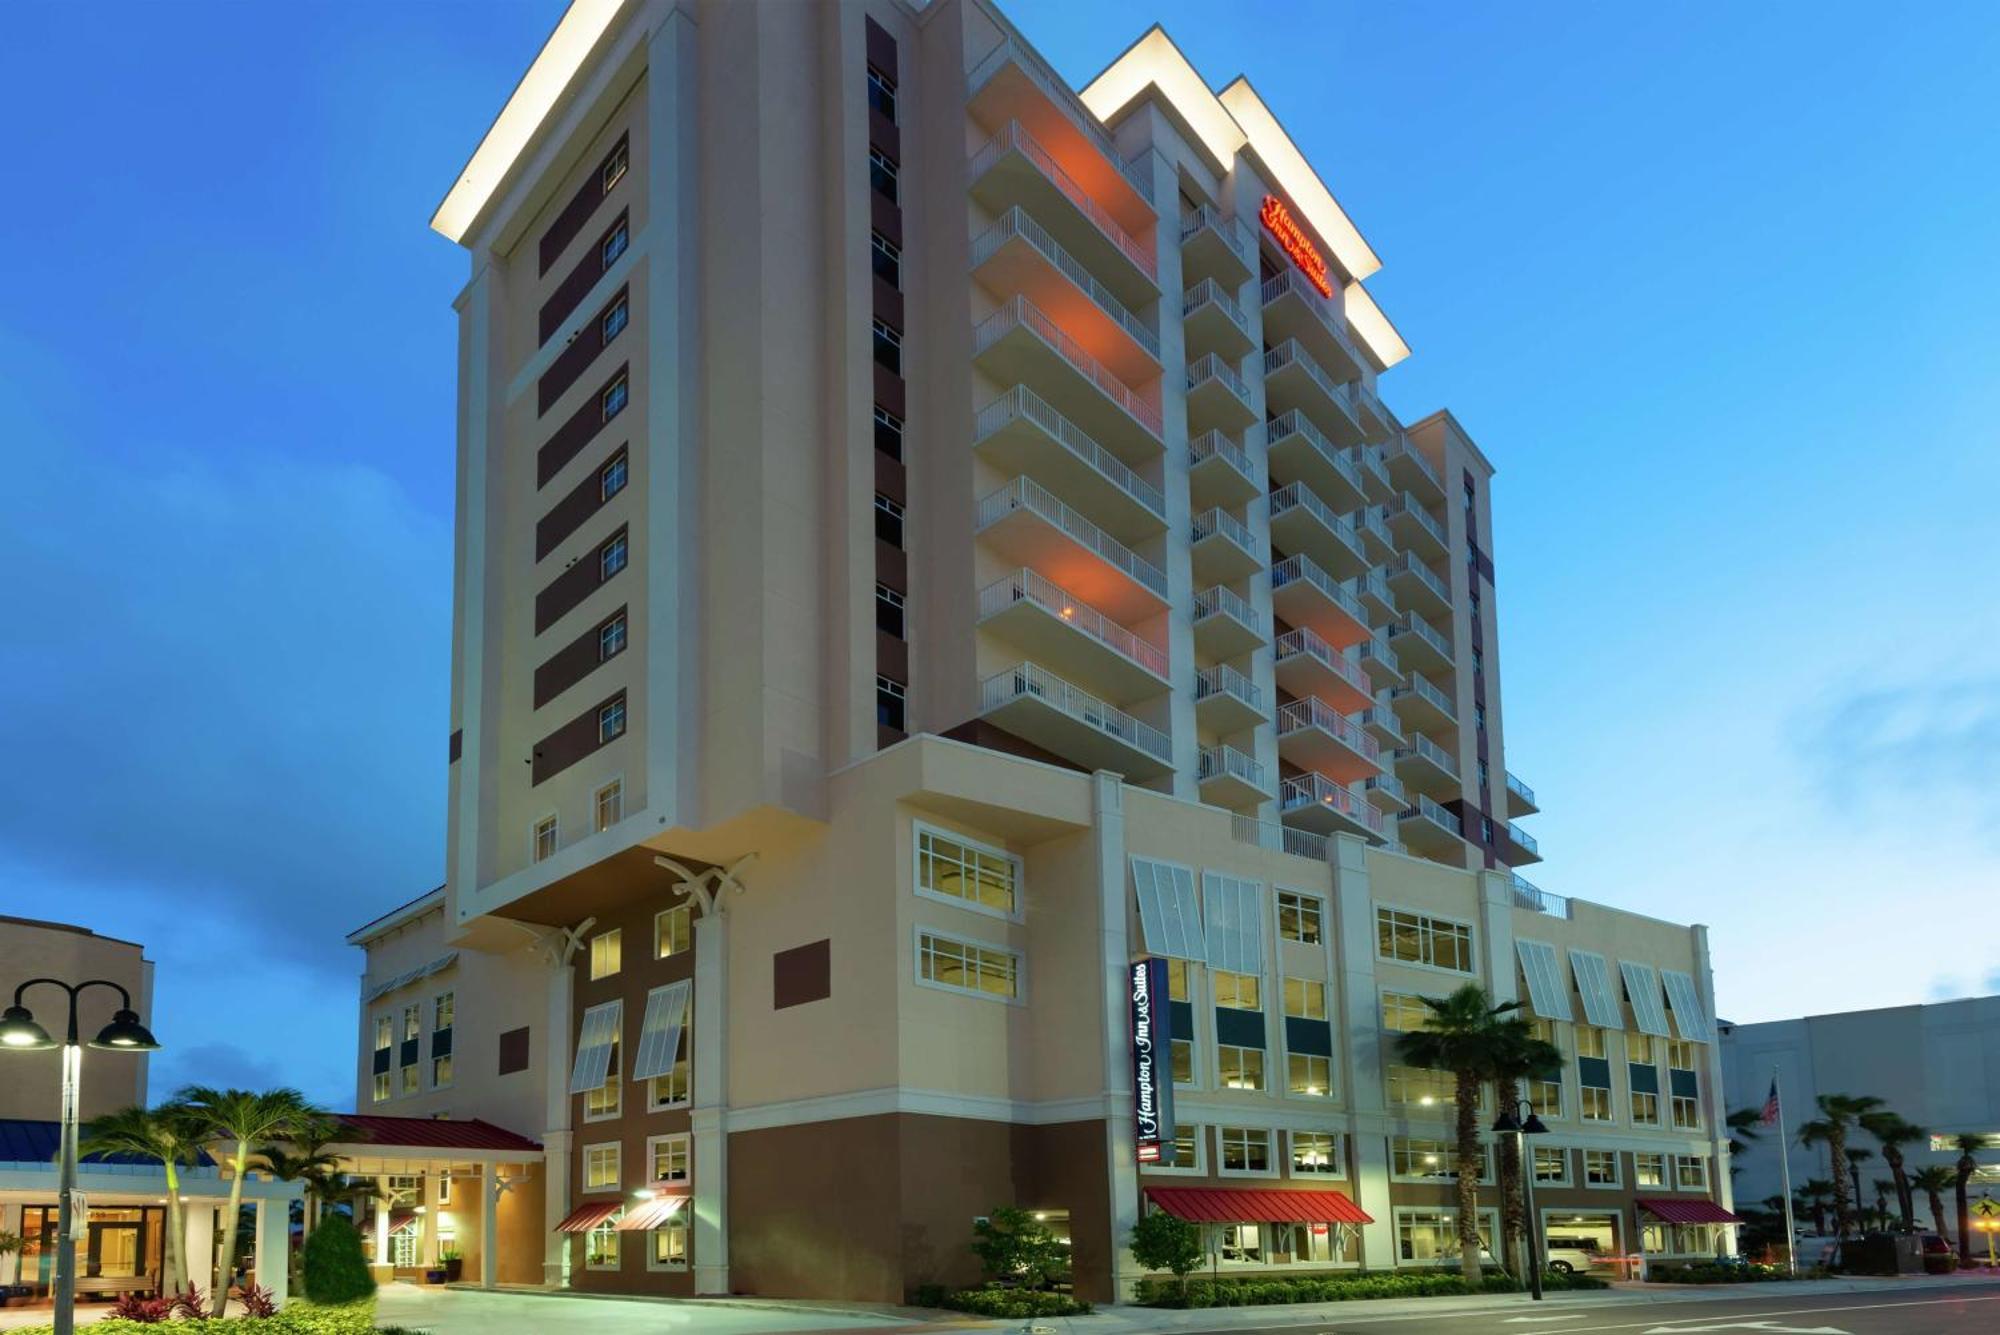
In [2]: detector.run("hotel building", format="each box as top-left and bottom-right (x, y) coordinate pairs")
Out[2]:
(349, 0), (1736, 1301)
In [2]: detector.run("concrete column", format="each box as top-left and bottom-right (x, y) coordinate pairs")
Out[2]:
(372, 1176), (391, 1279)
(1328, 835), (1394, 1266)
(480, 1162), (498, 1290)
(0, 1202), (16, 1285)
(420, 1173), (442, 1268)
(543, 944), (577, 1288)
(186, 1202), (215, 1297)
(691, 907), (729, 1294)
(252, 1199), (288, 1305)
(1693, 925), (1737, 1254)
(1090, 772), (1143, 1300)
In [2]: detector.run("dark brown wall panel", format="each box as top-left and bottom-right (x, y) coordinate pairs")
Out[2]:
(448, 729), (462, 763)
(537, 362), (629, 488)
(536, 448), (625, 561)
(872, 365), (905, 419)
(497, 1027), (530, 1076)
(871, 275), (904, 331)
(864, 17), (897, 74)
(531, 688), (625, 786)
(534, 605), (627, 709)
(868, 108), (899, 162)
(870, 193), (903, 248)
(539, 210), (628, 345)
(874, 539), (906, 594)
(538, 286), (629, 416)
(873, 452), (906, 507)
(534, 526), (626, 634)
(876, 629), (908, 685)
(939, 720), (1085, 773)
(539, 134), (628, 276)
(772, 939), (831, 1010)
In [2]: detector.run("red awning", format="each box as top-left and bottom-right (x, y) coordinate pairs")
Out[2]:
(554, 1201), (623, 1234)
(387, 1211), (419, 1237)
(1636, 1197), (1742, 1225)
(1146, 1186), (1372, 1225)
(617, 1192), (689, 1232)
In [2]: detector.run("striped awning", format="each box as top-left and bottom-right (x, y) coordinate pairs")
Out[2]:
(1637, 1197), (1741, 1225)
(1146, 1185), (1372, 1225)
(616, 1191), (689, 1232)
(553, 1200), (622, 1234)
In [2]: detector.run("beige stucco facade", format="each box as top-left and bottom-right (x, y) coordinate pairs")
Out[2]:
(0, 916), (152, 1122)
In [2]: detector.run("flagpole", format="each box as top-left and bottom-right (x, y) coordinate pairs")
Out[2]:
(1772, 1067), (1799, 1276)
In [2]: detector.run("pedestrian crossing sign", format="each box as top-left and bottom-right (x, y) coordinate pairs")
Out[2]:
(1975, 1197), (1999, 1218)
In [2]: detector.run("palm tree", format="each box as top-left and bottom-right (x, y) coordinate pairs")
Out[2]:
(1911, 1165), (1956, 1246)
(1859, 1110), (1927, 1229)
(1725, 1107), (1766, 1175)
(1953, 1133), (1982, 1264)
(1487, 1018), (1564, 1277)
(255, 1110), (347, 1244)
(1395, 983), (1520, 1284)
(1843, 1147), (1875, 1231)
(77, 1103), (205, 1294)
(178, 1086), (315, 1315)
(1796, 1094), (1884, 1236)
(1798, 1178), (1834, 1235)
(1870, 1178), (1895, 1231)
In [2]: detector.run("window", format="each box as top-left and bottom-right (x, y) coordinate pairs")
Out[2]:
(870, 232), (901, 287)
(1291, 1131), (1341, 1175)
(1386, 1065), (1455, 1109)
(599, 452), (628, 502)
(1580, 1085), (1612, 1122)
(372, 1072), (390, 1103)
(876, 583), (905, 638)
(649, 1219), (688, 1271)
(1629, 1033), (1656, 1064)
(602, 373), (629, 421)
(1213, 970), (1261, 1011)
(1576, 1026), (1606, 1058)
(585, 1218), (619, 1270)
(601, 218), (629, 269)
(647, 1047), (690, 1109)
(1632, 1090), (1661, 1125)
(1381, 991), (1433, 1033)
(602, 139), (629, 194)
(1584, 1149), (1620, 1186)
(598, 532), (629, 582)
(591, 616), (626, 667)
(874, 493), (904, 547)
(649, 1133), (689, 1184)
(590, 928), (623, 980)
(1217, 1045), (1263, 1091)
(1219, 1127), (1271, 1173)
(876, 676), (906, 731)
(401, 1065), (419, 1095)
(1671, 1092), (1702, 1130)
(916, 930), (1019, 1001)
(871, 319), (902, 374)
(1478, 759), (1490, 793)
(594, 779), (623, 831)
(868, 148), (898, 202)
(1376, 908), (1473, 972)
(915, 826), (1018, 915)
(601, 296), (629, 343)
(584, 1036), (621, 1120)
(432, 1053), (453, 1088)
(1169, 1123), (1201, 1170)
(434, 992), (454, 1030)
(1667, 1038), (1698, 1068)
(873, 405), (903, 459)
(1474, 702), (1487, 733)
(1480, 816), (1495, 845)
(374, 1015), (393, 1053)
(1283, 978), (1326, 1020)
(1675, 1155), (1710, 1191)
(1669, 1041), (1701, 1129)
(403, 1004), (421, 1042)
(1532, 1147), (1569, 1184)
(1526, 1018), (1562, 1116)
(532, 815), (558, 861)
(1391, 1137), (1486, 1182)
(1168, 957), (1190, 1001)
(1396, 1209), (1470, 1265)
(1288, 1053), (1331, 1098)
(866, 64), (896, 119)
(1217, 1223), (1262, 1263)
(655, 904), (691, 958)
(1635, 1152), (1666, 1187)
(1171, 1036), (1193, 1085)
(598, 698), (627, 743)
(1277, 891), (1322, 944)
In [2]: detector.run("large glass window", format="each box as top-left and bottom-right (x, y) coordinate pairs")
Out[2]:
(650, 1220), (688, 1271)
(1283, 978), (1326, 1020)
(1396, 1208), (1495, 1265)
(1291, 1130), (1341, 1175)
(1386, 1065), (1458, 1109)
(916, 827), (1018, 915)
(1288, 1053), (1331, 1098)
(1213, 970), (1261, 1011)
(1376, 908), (1473, 972)
(917, 931), (1019, 1000)
(1277, 891), (1322, 943)
(1381, 991), (1433, 1032)
(584, 1143), (620, 1191)
(1219, 1127), (1271, 1173)
(590, 929), (622, 980)
(585, 1219), (620, 1270)
(1217, 1045), (1263, 1091)
(1635, 1152), (1666, 1187)
(655, 904), (692, 958)
(1391, 1137), (1486, 1182)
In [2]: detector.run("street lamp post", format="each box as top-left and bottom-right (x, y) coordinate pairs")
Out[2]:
(0, 978), (161, 1335)
(1493, 1099), (1551, 1301)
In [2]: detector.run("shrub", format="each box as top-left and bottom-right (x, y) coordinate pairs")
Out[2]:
(239, 1282), (278, 1318)
(301, 1214), (376, 1305)
(107, 1294), (173, 1322)
(940, 1287), (1092, 1318)
(970, 1206), (1070, 1290)
(172, 1287), (209, 1319)
(6, 1297), (377, 1335)
(908, 1283), (949, 1308)
(1129, 1212), (1204, 1296)
(1131, 1267), (1611, 1308)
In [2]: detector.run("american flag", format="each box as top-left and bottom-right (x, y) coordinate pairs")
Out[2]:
(1760, 1076), (1782, 1126)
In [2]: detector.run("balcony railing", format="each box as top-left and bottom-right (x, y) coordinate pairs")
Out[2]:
(968, 121), (1157, 280)
(980, 662), (1171, 762)
(1507, 821), (1540, 856)
(1192, 505), (1254, 553)
(978, 568), (1168, 679)
(1359, 567), (1397, 614)
(1402, 793), (1464, 837)
(1231, 811), (1331, 862)
(1186, 351), (1250, 404)
(974, 386), (1165, 520)
(972, 208), (1160, 361)
(1194, 583), (1256, 628)
(1182, 277), (1250, 335)
(1395, 493), (1447, 547)
(1388, 434), (1442, 492)
(967, 39), (1153, 196)
(1189, 430), (1255, 486)
(1269, 480), (1360, 549)
(975, 476), (1167, 599)
(1264, 340), (1356, 411)
(1275, 627), (1373, 697)
(1506, 771), (1537, 808)
(1360, 700), (1404, 743)
(1278, 697), (1382, 762)
(973, 296), (1163, 438)
(1352, 379), (1394, 429)
(1390, 551), (1451, 605)
(1362, 772), (1407, 805)
(1196, 663), (1263, 715)
(1199, 744), (1265, 790)
(1395, 731), (1460, 780)
(1395, 610), (1453, 661)
(1181, 205), (1252, 266)
(1272, 552), (1367, 625)
(1261, 269), (1363, 361)
(1393, 672), (1457, 722)
(1355, 444), (1393, 495)
(1354, 505), (1395, 551)
(1510, 874), (1571, 919)
(1266, 409), (1366, 497)
(1281, 771), (1388, 834)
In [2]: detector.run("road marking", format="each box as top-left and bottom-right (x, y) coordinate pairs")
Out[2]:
(1504, 1318), (1591, 1324)
(1503, 1294), (2000, 1335)
(1640, 1323), (1847, 1334)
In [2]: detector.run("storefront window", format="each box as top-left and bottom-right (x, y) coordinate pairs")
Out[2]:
(1218, 1223), (1263, 1263)
(650, 1220), (688, 1270)
(585, 1220), (620, 1269)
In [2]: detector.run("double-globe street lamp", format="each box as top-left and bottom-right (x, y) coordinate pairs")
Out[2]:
(0, 979), (162, 1335)
(1493, 1099), (1552, 1301)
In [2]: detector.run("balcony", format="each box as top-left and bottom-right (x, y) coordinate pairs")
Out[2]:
(1510, 874), (1570, 920)
(981, 662), (1172, 779)
(1278, 696), (1382, 782)
(1506, 770), (1539, 817)
(1392, 732), (1460, 797)
(1268, 480), (1369, 580)
(1190, 506), (1260, 584)
(1196, 664), (1266, 735)
(1386, 433), (1444, 502)
(977, 569), (1169, 706)
(1198, 744), (1268, 809)
(1354, 442), (1395, 503)
(1385, 550), (1451, 619)
(1389, 670), (1457, 734)
(972, 208), (1160, 381)
(1261, 269), (1365, 385)
(1185, 353), (1256, 435)
(1360, 693), (1405, 747)
(1387, 492), (1448, 560)
(1360, 771), (1407, 814)
(973, 296), (1162, 465)
(1351, 378), (1396, 441)
(1265, 409), (1370, 513)
(973, 386), (1165, 544)
(1353, 505), (1397, 562)
(1388, 610), (1453, 674)
(1193, 584), (1263, 659)
(1280, 770), (1389, 842)
(1502, 820), (1542, 866)
(1182, 278), (1254, 362)
(1274, 627), (1372, 714)
(1397, 794), (1467, 859)
(1356, 566), (1398, 623)
(968, 121), (1158, 309)
(967, 39), (1153, 234)
(976, 476), (1168, 621)
(1271, 553), (1370, 649)
(1180, 205), (1253, 290)
(1188, 430), (1259, 511)
(1356, 631), (1404, 689)
(1263, 341), (1363, 447)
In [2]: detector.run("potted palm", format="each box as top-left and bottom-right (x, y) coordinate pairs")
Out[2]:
(440, 1246), (464, 1283)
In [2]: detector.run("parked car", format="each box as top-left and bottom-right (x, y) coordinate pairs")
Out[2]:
(1544, 1235), (1604, 1275)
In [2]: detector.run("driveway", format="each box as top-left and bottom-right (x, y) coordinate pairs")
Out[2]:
(375, 1283), (939, 1335)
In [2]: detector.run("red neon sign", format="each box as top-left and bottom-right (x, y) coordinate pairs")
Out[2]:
(1260, 195), (1333, 299)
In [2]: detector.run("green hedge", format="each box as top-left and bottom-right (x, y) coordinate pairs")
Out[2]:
(933, 1287), (1093, 1318)
(1647, 1262), (1798, 1284)
(1134, 1269), (1609, 1308)
(6, 1298), (376, 1335)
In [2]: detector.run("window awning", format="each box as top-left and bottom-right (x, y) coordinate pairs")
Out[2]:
(553, 1201), (622, 1234)
(388, 1211), (418, 1237)
(616, 1191), (689, 1232)
(1146, 1185), (1372, 1225)
(1637, 1197), (1741, 1225)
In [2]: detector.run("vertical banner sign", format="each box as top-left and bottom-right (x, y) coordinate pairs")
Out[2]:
(1129, 957), (1176, 1165)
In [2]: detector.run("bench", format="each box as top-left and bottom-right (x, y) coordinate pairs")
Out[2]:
(76, 1276), (157, 1300)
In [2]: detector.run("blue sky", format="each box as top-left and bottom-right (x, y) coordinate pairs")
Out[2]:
(2, 2), (1994, 1111)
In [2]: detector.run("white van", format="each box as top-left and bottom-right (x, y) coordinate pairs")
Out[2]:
(1543, 1235), (1604, 1275)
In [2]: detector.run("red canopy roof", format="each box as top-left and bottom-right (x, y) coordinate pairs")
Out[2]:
(553, 1201), (622, 1234)
(617, 1193), (689, 1232)
(1146, 1185), (1372, 1225)
(1636, 1197), (1742, 1225)
(387, 1210), (418, 1236)
(332, 1114), (542, 1154)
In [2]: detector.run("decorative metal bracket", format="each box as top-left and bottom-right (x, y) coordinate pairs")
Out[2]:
(654, 853), (758, 917)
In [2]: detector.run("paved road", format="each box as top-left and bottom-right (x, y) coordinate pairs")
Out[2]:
(1173, 1282), (2000, 1335)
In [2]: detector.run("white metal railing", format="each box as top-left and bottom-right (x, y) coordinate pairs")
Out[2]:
(968, 121), (1157, 280)
(1361, 698), (1405, 742)
(1402, 793), (1464, 837)
(1272, 552), (1366, 625)
(1506, 771), (1537, 807)
(1186, 352), (1250, 404)
(1394, 671), (1457, 722)
(1352, 379), (1393, 429)
(1196, 663), (1263, 714)
(1260, 268), (1358, 352)
(1193, 583), (1256, 628)
(1396, 493), (1447, 547)
(1191, 505), (1254, 553)
(980, 661), (1171, 761)
(973, 296), (1164, 438)
(1265, 341), (1359, 421)
(1359, 567), (1397, 614)
(1266, 409), (1365, 497)
(1355, 444), (1393, 493)
(967, 40), (1154, 196)
(1275, 626), (1373, 697)
(1392, 551), (1450, 604)
(1189, 429), (1255, 484)
(1511, 874), (1571, 919)
(978, 568), (1168, 679)
(1232, 811), (1332, 861)
(1354, 505), (1396, 550)
(1280, 771), (1388, 834)
(1359, 631), (1399, 675)
(1278, 697), (1382, 762)
(974, 386), (1164, 518)
(1394, 610), (1453, 661)
(1199, 744), (1265, 790)
(1388, 434), (1442, 492)
(1395, 731), (1460, 780)
(1182, 277), (1249, 335)
(1181, 205), (1253, 266)
(1363, 772), (1406, 805)
(972, 208), (1160, 360)
(975, 476), (1167, 598)
(1268, 480), (1362, 556)
(1508, 821), (1540, 856)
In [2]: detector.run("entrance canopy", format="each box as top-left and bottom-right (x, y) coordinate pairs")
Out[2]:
(1636, 1197), (1741, 1225)
(1146, 1185), (1372, 1225)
